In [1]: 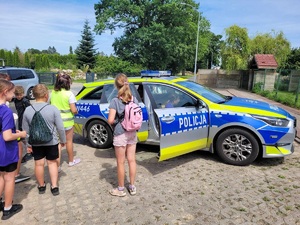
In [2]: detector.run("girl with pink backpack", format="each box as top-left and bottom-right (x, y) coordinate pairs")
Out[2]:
(107, 73), (139, 197)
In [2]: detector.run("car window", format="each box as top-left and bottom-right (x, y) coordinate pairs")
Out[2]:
(177, 80), (226, 103)
(103, 84), (141, 103)
(146, 83), (196, 109)
(82, 86), (103, 100)
(8, 69), (34, 80)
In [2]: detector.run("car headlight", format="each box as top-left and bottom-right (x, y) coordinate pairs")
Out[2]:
(252, 115), (289, 127)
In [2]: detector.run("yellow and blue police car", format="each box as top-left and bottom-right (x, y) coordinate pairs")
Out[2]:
(74, 71), (296, 166)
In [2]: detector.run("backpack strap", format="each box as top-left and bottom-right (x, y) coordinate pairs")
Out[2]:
(31, 103), (49, 112)
(30, 105), (37, 112)
(38, 104), (49, 112)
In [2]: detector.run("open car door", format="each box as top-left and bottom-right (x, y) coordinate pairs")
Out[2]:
(144, 83), (209, 161)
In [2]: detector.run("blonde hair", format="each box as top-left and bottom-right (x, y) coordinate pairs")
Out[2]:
(115, 73), (132, 102)
(33, 84), (48, 99)
(0, 73), (10, 81)
(0, 79), (14, 94)
(15, 85), (25, 96)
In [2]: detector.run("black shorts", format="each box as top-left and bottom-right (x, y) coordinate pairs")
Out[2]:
(32, 144), (59, 161)
(0, 162), (18, 172)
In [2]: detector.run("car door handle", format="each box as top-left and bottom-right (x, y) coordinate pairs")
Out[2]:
(161, 116), (175, 124)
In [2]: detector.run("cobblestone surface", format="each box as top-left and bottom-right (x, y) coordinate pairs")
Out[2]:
(2, 88), (300, 225)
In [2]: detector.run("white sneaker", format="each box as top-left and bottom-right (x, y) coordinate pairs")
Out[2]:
(129, 185), (136, 195)
(109, 188), (126, 197)
(68, 158), (81, 167)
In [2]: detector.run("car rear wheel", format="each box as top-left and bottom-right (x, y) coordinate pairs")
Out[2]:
(87, 120), (113, 148)
(216, 128), (259, 166)
(27, 87), (35, 100)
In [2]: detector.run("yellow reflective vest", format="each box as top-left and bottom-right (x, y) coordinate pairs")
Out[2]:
(51, 89), (74, 128)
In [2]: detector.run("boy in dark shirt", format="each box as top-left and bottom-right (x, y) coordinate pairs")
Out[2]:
(13, 86), (31, 183)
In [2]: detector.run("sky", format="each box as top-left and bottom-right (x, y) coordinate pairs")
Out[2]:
(0, 0), (300, 56)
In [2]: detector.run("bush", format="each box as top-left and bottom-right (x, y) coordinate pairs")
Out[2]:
(253, 82), (263, 93)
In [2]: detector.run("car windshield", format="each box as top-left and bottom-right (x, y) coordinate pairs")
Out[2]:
(177, 80), (229, 103)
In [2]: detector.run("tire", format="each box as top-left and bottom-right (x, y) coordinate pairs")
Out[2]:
(87, 120), (113, 148)
(215, 128), (259, 166)
(27, 87), (35, 100)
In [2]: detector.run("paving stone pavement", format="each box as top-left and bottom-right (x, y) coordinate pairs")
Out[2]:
(2, 88), (300, 225)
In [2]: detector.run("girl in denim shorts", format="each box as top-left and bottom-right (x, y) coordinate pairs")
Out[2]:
(107, 73), (138, 197)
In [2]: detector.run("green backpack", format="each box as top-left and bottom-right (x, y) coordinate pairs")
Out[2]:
(28, 104), (53, 145)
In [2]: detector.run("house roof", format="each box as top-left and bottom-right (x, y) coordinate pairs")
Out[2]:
(253, 54), (278, 69)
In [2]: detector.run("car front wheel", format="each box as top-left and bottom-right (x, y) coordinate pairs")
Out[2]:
(27, 87), (35, 100)
(216, 128), (259, 166)
(87, 120), (113, 148)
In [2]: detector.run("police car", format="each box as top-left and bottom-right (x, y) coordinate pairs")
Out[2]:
(74, 71), (296, 166)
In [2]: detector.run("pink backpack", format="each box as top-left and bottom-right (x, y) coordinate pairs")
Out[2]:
(121, 97), (143, 131)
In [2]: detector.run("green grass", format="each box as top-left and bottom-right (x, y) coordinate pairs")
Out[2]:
(253, 88), (300, 109)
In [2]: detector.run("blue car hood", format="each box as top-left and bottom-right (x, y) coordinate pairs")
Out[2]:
(223, 97), (292, 118)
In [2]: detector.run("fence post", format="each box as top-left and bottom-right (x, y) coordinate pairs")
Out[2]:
(275, 70), (281, 98)
(86, 72), (94, 83)
(295, 76), (300, 107)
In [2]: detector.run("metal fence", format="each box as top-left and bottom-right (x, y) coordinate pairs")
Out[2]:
(37, 72), (56, 85)
(257, 70), (300, 107)
(37, 72), (141, 85)
(273, 70), (300, 107)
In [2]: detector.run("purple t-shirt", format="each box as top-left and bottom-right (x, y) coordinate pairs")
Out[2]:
(0, 104), (18, 166)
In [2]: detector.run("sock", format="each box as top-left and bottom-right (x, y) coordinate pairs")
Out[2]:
(118, 186), (125, 191)
(4, 205), (12, 211)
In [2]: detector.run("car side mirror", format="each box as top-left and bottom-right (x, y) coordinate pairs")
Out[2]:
(196, 99), (205, 109)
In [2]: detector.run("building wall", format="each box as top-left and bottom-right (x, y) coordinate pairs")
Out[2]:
(195, 69), (275, 91)
(253, 70), (276, 91)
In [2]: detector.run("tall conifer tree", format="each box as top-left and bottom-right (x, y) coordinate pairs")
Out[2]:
(75, 20), (97, 69)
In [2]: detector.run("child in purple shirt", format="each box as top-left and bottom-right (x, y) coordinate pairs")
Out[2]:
(0, 79), (26, 220)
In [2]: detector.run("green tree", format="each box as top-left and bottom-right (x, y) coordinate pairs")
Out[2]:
(285, 47), (300, 70)
(75, 20), (97, 69)
(5, 51), (13, 66)
(221, 25), (251, 70)
(94, 55), (143, 75)
(27, 48), (41, 54)
(0, 49), (5, 60)
(94, 0), (211, 73)
(250, 31), (290, 68)
(41, 54), (50, 69)
(24, 52), (31, 68)
(35, 55), (42, 70)
(13, 51), (20, 67)
(13, 47), (24, 67)
(201, 32), (223, 69)
(69, 46), (73, 54)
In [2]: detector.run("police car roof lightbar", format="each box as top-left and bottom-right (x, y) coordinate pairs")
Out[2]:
(141, 70), (172, 78)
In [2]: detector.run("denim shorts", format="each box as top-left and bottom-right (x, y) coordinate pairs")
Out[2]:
(113, 131), (137, 147)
